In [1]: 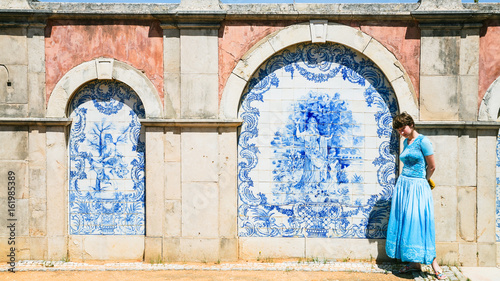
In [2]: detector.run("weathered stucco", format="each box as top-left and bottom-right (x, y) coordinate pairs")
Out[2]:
(218, 21), (293, 102)
(357, 21), (421, 99)
(45, 20), (164, 103)
(479, 21), (500, 107)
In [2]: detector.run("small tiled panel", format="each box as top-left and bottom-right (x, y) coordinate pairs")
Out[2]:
(69, 80), (145, 235)
(238, 43), (399, 238)
(496, 133), (500, 242)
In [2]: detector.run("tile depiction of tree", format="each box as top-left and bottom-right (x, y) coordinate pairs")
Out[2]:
(69, 80), (145, 235)
(238, 42), (399, 239)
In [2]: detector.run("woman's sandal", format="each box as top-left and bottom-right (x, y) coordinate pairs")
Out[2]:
(435, 271), (447, 280)
(398, 264), (420, 274)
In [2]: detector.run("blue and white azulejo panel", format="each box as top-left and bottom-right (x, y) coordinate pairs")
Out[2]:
(69, 80), (145, 235)
(238, 42), (399, 239)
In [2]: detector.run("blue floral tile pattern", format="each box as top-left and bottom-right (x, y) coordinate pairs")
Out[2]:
(496, 133), (500, 242)
(238, 43), (399, 238)
(69, 80), (145, 235)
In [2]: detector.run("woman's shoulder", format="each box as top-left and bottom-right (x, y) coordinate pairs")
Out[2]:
(418, 134), (434, 155)
(418, 134), (431, 143)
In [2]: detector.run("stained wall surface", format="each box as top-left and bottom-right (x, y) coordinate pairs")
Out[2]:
(45, 20), (164, 102)
(479, 21), (500, 105)
(0, 0), (499, 267)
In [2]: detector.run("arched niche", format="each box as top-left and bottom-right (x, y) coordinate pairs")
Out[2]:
(68, 80), (146, 235)
(236, 40), (400, 238)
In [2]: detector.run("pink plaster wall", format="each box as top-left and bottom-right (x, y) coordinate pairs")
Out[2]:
(45, 20), (164, 104)
(218, 21), (421, 104)
(357, 21), (421, 99)
(479, 21), (500, 106)
(218, 21), (296, 102)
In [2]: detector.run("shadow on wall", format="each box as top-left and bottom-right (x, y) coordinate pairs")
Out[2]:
(367, 199), (393, 263)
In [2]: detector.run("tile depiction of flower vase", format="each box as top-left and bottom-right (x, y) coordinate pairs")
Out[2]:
(238, 42), (399, 239)
(69, 80), (145, 235)
(496, 132), (500, 242)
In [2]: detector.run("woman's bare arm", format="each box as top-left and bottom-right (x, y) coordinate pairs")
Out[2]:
(425, 154), (436, 180)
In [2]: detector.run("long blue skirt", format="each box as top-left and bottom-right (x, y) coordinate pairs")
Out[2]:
(385, 175), (436, 265)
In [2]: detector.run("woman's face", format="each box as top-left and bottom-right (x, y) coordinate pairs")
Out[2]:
(396, 125), (413, 139)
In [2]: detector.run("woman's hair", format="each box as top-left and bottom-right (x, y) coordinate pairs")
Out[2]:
(392, 112), (415, 130)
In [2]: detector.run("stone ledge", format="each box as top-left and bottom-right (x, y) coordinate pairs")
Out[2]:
(0, 118), (243, 127)
(2, 3), (500, 23)
(0, 118), (71, 126)
(140, 119), (242, 127)
(415, 121), (500, 129)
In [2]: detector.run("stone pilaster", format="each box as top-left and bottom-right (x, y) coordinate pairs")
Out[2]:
(476, 130), (497, 267)
(218, 127), (238, 261)
(179, 26), (220, 119)
(27, 23), (46, 118)
(45, 126), (67, 260)
(177, 0), (221, 12)
(162, 25), (181, 119)
(144, 127), (165, 261)
(180, 127), (219, 261)
(414, 0), (481, 121)
(419, 24), (481, 121)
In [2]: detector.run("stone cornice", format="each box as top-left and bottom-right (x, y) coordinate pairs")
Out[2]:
(0, 118), (71, 126)
(411, 10), (491, 24)
(2, 3), (500, 31)
(0, 3), (498, 23)
(0, 118), (243, 128)
(139, 119), (242, 127)
(418, 22), (483, 29)
(157, 12), (226, 29)
(415, 121), (500, 129)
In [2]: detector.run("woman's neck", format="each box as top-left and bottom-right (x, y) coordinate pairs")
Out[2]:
(407, 130), (419, 143)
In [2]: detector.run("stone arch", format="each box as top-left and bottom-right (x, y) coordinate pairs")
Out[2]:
(479, 76), (500, 121)
(47, 58), (162, 118)
(220, 22), (418, 119)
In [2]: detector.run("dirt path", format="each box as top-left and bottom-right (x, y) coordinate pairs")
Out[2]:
(0, 270), (415, 281)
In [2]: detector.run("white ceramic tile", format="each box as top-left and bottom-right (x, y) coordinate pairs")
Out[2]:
(69, 80), (145, 235)
(238, 42), (398, 239)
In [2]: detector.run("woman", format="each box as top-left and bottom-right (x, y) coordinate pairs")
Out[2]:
(385, 112), (446, 280)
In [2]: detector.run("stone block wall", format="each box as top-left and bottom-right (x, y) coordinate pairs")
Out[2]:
(142, 125), (238, 263)
(0, 0), (499, 267)
(0, 24), (45, 118)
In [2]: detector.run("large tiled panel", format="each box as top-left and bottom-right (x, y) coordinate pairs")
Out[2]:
(68, 80), (145, 235)
(496, 132), (500, 242)
(238, 42), (399, 239)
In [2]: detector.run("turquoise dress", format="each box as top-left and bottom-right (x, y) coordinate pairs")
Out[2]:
(385, 134), (436, 265)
